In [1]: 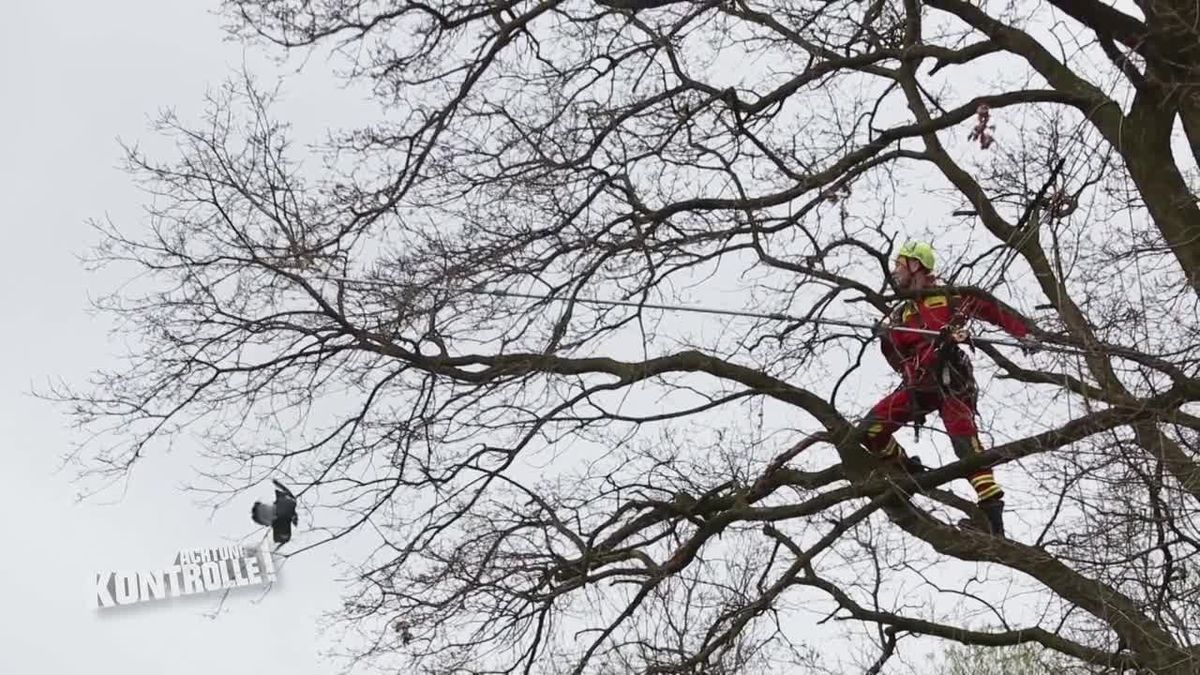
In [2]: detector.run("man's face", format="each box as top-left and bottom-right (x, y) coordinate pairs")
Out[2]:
(892, 256), (918, 288)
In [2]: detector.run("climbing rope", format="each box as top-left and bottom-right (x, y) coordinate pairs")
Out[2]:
(325, 277), (1159, 362)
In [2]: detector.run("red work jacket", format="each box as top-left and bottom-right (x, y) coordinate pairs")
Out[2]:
(881, 290), (1029, 386)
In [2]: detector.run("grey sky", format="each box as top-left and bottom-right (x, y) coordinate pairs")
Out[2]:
(0, 2), (1152, 673)
(1, 2), (350, 672)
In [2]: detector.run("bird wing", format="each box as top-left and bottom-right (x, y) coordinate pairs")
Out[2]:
(272, 479), (296, 500)
(251, 501), (276, 527)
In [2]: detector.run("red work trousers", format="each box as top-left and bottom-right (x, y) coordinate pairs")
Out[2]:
(861, 384), (1003, 503)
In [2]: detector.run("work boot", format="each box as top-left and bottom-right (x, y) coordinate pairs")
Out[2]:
(981, 498), (1006, 537)
(880, 454), (929, 502)
(901, 454), (929, 475)
(958, 498), (1006, 537)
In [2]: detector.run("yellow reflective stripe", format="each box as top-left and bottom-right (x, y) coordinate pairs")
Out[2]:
(867, 423), (884, 436)
(923, 295), (948, 308)
(969, 474), (995, 486)
(976, 485), (1004, 500)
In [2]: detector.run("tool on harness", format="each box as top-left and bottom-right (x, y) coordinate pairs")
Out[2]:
(928, 311), (975, 392)
(933, 290), (991, 393)
(902, 324), (976, 443)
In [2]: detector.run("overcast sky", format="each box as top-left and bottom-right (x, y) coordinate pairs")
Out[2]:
(0, 2), (1121, 673)
(0, 3), (355, 672)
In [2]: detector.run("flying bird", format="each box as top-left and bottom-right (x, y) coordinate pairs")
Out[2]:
(251, 479), (299, 544)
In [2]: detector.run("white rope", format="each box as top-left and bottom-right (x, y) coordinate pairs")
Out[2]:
(324, 277), (1115, 357)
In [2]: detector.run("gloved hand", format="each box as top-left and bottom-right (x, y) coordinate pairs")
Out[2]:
(1018, 335), (1042, 355)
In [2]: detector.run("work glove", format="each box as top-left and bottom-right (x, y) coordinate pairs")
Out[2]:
(1018, 335), (1042, 355)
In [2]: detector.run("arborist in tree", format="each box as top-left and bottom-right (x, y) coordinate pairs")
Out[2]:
(862, 241), (1040, 537)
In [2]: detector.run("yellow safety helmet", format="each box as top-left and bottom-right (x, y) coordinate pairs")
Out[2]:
(896, 240), (935, 272)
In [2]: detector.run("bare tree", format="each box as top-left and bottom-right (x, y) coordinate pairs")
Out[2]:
(934, 638), (1100, 674)
(57, 1), (1200, 673)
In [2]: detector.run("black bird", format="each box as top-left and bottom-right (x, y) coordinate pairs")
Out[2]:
(251, 479), (299, 544)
